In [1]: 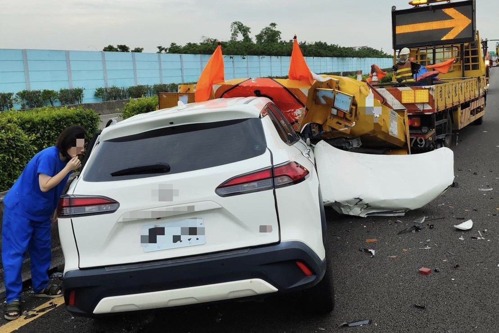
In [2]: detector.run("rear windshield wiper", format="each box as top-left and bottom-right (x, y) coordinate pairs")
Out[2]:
(111, 163), (171, 177)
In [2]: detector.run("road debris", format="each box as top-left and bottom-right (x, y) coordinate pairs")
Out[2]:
(413, 304), (426, 310)
(471, 230), (486, 240)
(339, 320), (372, 328)
(478, 188), (493, 192)
(419, 267), (432, 275)
(360, 248), (376, 257)
(366, 238), (378, 244)
(415, 216), (426, 224)
(454, 219), (473, 231)
(398, 225), (424, 234)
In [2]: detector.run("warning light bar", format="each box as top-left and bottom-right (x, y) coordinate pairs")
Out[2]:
(409, 0), (450, 6)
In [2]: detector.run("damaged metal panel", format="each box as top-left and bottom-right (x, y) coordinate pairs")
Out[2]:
(314, 141), (454, 217)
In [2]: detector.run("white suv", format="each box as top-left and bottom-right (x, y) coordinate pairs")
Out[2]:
(58, 97), (333, 317)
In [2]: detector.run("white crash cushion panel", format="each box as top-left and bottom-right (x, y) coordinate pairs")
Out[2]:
(93, 279), (278, 314)
(314, 140), (454, 217)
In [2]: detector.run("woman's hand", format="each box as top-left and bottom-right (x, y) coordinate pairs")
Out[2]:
(66, 156), (82, 171)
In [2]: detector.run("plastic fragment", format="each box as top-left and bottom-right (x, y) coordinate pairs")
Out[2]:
(454, 219), (473, 231)
(413, 304), (426, 310)
(478, 188), (493, 192)
(339, 320), (372, 328)
(415, 216), (426, 224)
(471, 230), (485, 240)
(419, 267), (432, 275)
(366, 239), (378, 244)
(360, 248), (376, 257)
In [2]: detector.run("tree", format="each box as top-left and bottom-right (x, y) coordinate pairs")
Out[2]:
(167, 43), (182, 53)
(103, 45), (118, 52)
(131, 47), (144, 53)
(230, 21), (252, 43)
(255, 23), (281, 45)
(117, 44), (130, 52)
(157, 46), (167, 53)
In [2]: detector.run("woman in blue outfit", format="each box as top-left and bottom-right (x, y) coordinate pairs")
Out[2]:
(2, 125), (86, 321)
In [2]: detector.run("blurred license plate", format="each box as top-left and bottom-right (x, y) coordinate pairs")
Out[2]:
(141, 218), (205, 252)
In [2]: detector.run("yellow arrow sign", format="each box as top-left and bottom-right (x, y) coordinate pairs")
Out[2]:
(396, 8), (472, 40)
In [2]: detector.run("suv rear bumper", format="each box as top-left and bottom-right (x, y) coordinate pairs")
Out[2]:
(63, 241), (326, 316)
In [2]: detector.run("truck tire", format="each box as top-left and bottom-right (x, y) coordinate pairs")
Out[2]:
(473, 116), (483, 125)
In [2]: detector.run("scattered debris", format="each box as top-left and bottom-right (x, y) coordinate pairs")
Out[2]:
(413, 304), (426, 310)
(428, 224), (435, 229)
(366, 239), (378, 244)
(23, 312), (38, 319)
(398, 225), (425, 234)
(459, 236), (465, 241)
(36, 303), (58, 313)
(454, 264), (460, 269)
(471, 230), (486, 240)
(339, 320), (372, 328)
(419, 267), (432, 275)
(360, 248), (376, 257)
(415, 216), (426, 224)
(419, 246), (431, 250)
(434, 268), (440, 273)
(454, 219), (473, 231)
(479, 188), (493, 192)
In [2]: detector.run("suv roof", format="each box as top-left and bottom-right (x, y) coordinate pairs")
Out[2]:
(102, 97), (269, 140)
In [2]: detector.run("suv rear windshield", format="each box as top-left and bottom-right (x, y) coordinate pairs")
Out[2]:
(84, 118), (267, 182)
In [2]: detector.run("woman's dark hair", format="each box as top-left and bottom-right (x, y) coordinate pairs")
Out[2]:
(56, 125), (86, 160)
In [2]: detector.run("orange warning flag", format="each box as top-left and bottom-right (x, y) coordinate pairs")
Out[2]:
(367, 64), (387, 83)
(426, 58), (455, 74)
(288, 36), (314, 84)
(195, 44), (225, 102)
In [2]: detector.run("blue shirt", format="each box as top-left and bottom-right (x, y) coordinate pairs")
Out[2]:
(4, 146), (71, 221)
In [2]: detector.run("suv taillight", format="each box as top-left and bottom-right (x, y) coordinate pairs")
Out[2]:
(58, 195), (119, 217)
(216, 161), (309, 197)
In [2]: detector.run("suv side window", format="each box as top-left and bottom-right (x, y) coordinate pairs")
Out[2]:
(264, 104), (300, 145)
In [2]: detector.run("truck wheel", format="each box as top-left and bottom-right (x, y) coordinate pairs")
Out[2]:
(437, 115), (453, 148)
(473, 116), (483, 125)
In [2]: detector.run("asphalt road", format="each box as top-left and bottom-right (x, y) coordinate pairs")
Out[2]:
(1, 68), (498, 332)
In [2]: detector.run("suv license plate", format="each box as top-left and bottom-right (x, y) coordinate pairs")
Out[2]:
(140, 218), (206, 252)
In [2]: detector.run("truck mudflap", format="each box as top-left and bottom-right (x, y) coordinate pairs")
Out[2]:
(314, 140), (454, 217)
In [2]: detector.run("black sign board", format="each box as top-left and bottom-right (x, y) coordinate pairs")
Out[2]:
(392, 0), (475, 49)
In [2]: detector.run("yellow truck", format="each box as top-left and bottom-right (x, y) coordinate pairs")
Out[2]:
(159, 0), (485, 155)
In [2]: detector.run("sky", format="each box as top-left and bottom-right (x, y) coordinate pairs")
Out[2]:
(1, 0), (498, 54)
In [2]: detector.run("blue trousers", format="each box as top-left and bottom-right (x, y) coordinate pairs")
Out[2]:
(2, 206), (51, 303)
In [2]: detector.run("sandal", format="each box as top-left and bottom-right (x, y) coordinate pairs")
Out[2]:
(34, 283), (62, 298)
(4, 300), (21, 321)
